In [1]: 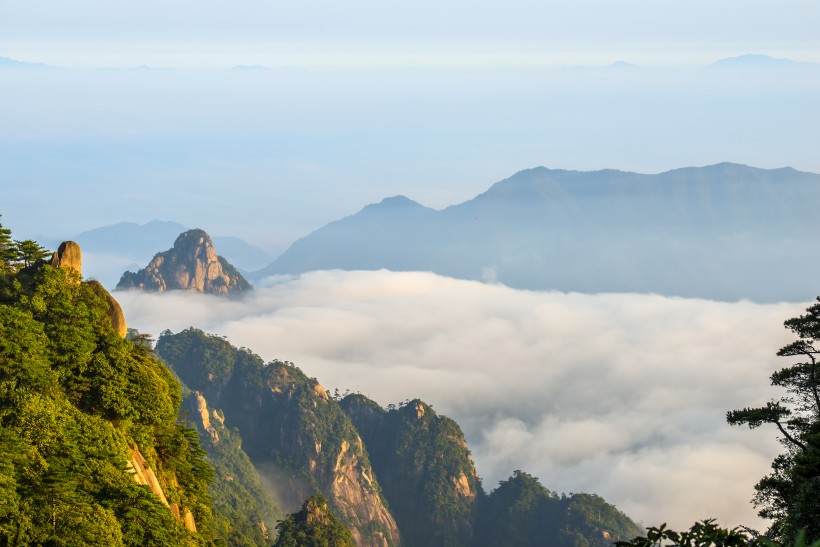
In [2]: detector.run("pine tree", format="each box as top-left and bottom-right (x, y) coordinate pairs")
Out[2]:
(0, 215), (16, 272)
(727, 298), (820, 542)
(15, 239), (51, 268)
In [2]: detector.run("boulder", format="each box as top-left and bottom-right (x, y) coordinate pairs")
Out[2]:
(85, 280), (127, 338)
(50, 241), (82, 277)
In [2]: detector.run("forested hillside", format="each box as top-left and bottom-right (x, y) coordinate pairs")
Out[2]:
(0, 221), (214, 545)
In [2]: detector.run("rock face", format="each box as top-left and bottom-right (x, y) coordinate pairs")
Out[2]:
(190, 391), (219, 445)
(127, 445), (197, 533)
(116, 229), (251, 296)
(156, 329), (401, 547)
(182, 389), (282, 545)
(341, 395), (480, 547)
(50, 240), (82, 278)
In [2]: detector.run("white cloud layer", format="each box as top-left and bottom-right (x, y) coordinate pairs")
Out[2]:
(116, 270), (806, 530)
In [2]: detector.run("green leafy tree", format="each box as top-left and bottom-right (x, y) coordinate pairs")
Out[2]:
(727, 298), (820, 542)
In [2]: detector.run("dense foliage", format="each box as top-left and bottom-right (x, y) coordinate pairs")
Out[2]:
(0, 219), (215, 546)
(274, 496), (354, 547)
(727, 298), (820, 542)
(156, 328), (362, 483)
(340, 394), (481, 547)
(615, 520), (820, 547)
(474, 470), (643, 547)
(0, 215), (50, 274)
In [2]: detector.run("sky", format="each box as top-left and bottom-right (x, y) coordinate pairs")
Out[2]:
(1, 0), (820, 68)
(117, 272), (804, 530)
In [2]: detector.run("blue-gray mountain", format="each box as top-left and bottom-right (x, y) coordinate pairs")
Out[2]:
(250, 163), (820, 302)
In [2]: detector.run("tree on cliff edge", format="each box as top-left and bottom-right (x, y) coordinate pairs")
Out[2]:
(728, 297), (820, 542)
(274, 496), (354, 547)
(0, 216), (16, 272)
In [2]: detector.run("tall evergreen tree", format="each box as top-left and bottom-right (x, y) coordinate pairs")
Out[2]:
(15, 239), (50, 268)
(0, 215), (16, 272)
(727, 297), (820, 542)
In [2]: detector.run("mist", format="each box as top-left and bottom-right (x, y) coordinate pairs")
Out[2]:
(3, 63), (819, 251)
(116, 270), (805, 530)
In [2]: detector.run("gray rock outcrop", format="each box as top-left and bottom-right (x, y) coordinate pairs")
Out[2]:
(116, 229), (251, 296)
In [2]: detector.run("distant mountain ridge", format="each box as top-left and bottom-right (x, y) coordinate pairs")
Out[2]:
(708, 54), (817, 68)
(75, 220), (274, 272)
(0, 56), (55, 69)
(251, 163), (820, 302)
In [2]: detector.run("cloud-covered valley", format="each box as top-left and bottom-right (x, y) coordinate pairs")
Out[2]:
(117, 270), (805, 530)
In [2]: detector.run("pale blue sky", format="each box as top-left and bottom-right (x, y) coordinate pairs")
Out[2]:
(1, 0), (819, 68)
(1, 0), (818, 248)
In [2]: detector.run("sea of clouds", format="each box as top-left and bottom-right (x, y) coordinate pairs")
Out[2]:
(117, 270), (807, 531)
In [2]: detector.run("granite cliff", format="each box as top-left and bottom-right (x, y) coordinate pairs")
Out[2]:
(117, 229), (250, 296)
(157, 329), (401, 547)
(340, 395), (481, 547)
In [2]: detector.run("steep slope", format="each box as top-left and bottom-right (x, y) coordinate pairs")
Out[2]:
(183, 389), (283, 546)
(156, 328), (401, 547)
(0, 243), (214, 545)
(117, 229), (251, 296)
(251, 163), (820, 302)
(340, 395), (480, 547)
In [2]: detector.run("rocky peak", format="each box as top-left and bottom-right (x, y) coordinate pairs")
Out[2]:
(116, 228), (251, 296)
(50, 240), (82, 278)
